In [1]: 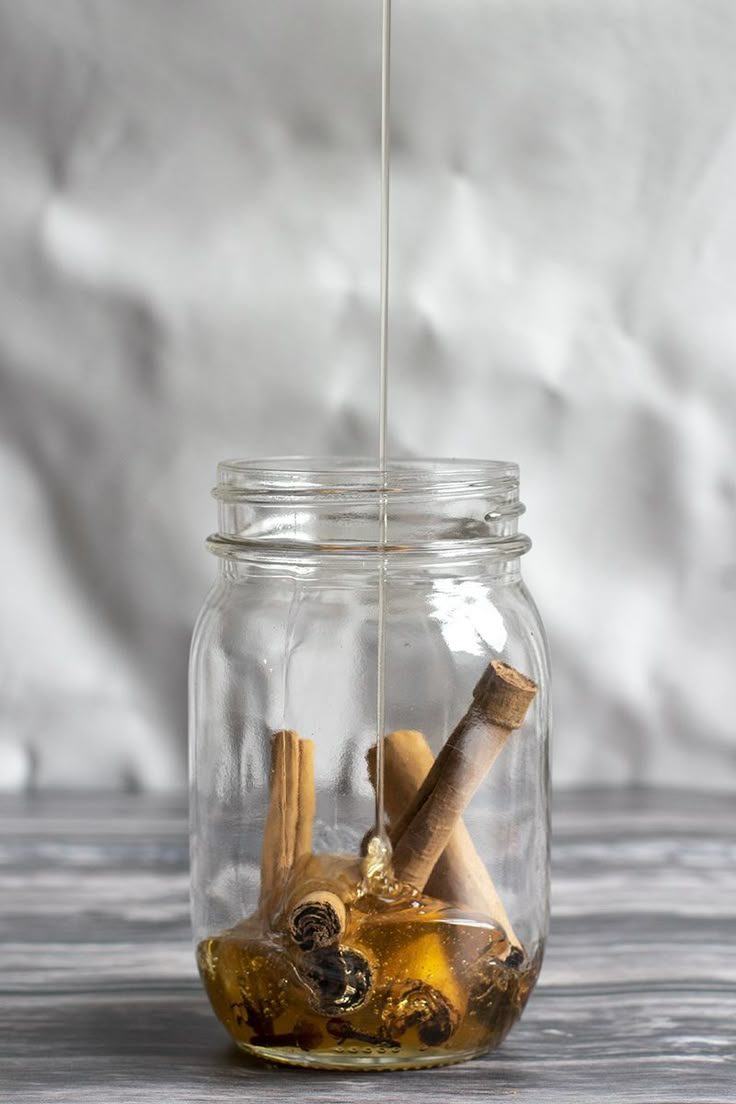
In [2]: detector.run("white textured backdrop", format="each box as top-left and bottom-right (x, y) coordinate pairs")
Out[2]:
(1, 0), (735, 791)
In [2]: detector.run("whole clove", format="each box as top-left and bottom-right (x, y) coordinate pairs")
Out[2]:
(250, 1023), (323, 1051)
(326, 1019), (396, 1048)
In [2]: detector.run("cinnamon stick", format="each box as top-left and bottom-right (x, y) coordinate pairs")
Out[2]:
(284, 852), (358, 951)
(288, 890), (347, 952)
(285, 854), (375, 1010)
(389, 662), (537, 896)
(294, 738), (316, 860)
(367, 729), (521, 947)
(259, 729), (300, 906)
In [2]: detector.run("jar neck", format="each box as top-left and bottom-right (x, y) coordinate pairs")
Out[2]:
(208, 457), (531, 562)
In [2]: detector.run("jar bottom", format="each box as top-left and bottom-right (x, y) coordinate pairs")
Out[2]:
(237, 1041), (492, 1071)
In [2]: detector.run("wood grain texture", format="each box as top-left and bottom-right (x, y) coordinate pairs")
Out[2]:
(1, 790), (734, 1103)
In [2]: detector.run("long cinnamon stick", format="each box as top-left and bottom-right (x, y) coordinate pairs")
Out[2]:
(259, 729), (300, 905)
(389, 662), (537, 896)
(367, 730), (521, 947)
(294, 738), (316, 860)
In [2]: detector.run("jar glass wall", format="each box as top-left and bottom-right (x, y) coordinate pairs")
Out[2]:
(190, 458), (550, 1070)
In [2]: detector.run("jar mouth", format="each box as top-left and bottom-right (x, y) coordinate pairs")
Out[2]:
(215, 456), (520, 503)
(211, 456), (529, 561)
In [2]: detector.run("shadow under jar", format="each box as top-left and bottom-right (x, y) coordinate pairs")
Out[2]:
(190, 458), (550, 1071)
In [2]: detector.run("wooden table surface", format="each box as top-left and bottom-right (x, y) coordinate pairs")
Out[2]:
(1, 789), (733, 1103)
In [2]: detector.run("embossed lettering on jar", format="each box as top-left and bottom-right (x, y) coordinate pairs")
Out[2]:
(189, 458), (550, 1071)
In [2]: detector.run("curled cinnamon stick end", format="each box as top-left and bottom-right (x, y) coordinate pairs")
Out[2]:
(288, 891), (347, 952)
(473, 661), (538, 730)
(383, 980), (460, 1045)
(300, 946), (373, 1015)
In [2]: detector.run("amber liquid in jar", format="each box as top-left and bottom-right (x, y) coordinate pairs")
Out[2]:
(197, 853), (538, 1071)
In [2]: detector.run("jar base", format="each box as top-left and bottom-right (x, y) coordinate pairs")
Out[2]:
(237, 1040), (490, 1072)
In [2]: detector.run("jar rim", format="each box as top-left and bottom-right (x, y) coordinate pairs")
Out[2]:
(211, 456), (529, 562)
(215, 456), (519, 502)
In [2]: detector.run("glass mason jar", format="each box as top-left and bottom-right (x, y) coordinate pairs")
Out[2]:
(190, 457), (550, 1071)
